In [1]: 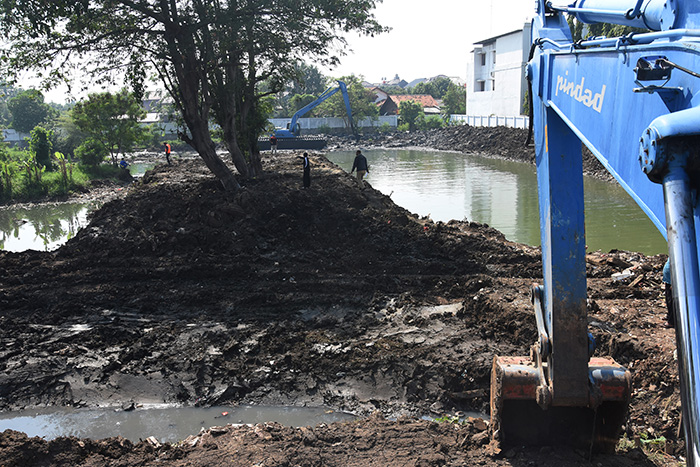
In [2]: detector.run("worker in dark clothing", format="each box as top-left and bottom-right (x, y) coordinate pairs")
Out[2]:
(163, 142), (172, 165)
(270, 134), (278, 154)
(301, 152), (311, 188)
(350, 149), (369, 188)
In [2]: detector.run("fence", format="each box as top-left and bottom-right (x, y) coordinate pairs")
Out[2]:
(450, 114), (530, 129)
(268, 115), (398, 133)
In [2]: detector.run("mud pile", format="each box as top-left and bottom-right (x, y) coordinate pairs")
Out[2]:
(0, 138), (683, 466)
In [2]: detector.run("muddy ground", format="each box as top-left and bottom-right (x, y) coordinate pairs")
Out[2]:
(0, 126), (684, 466)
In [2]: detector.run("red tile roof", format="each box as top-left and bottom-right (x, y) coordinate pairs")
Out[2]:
(389, 94), (439, 108)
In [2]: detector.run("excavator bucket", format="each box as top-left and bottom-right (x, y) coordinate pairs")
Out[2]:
(490, 356), (632, 453)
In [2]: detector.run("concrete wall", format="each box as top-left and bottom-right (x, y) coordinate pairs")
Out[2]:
(467, 23), (531, 118)
(450, 114), (529, 129)
(269, 115), (398, 134)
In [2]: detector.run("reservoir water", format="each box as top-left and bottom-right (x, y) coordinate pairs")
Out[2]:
(0, 162), (153, 253)
(0, 150), (667, 255)
(328, 149), (667, 256)
(0, 202), (94, 252)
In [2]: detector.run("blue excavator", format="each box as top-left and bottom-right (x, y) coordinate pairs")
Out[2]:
(260, 80), (356, 151)
(490, 0), (700, 464)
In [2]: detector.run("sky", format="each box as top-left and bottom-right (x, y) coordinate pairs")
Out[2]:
(321, 0), (535, 83)
(38, 0), (534, 103)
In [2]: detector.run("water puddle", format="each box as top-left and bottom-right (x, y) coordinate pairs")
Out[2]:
(0, 202), (95, 252)
(0, 405), (356, 443)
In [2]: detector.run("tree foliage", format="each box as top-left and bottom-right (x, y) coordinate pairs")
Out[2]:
(275, 62), (328, 117)
(412, 77), (453, 100)
(0, 0), (387, 191)
(441, 85), (466, 117)
(29, 126), (53, 169)
(316, 76), (378, 132)
(7, 89), (52, 134)
(71, 89), (147, 165)
(399, 100), (424, 132)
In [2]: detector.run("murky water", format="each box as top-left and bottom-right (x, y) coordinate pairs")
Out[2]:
(0, 162), (154, 253)
(328, 149), (667, 255)
(0, 202), (94, 252)
(0, 405), (356, 443)
(1, 150), (667, 255)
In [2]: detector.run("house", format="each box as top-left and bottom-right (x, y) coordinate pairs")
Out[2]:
(466, 23), (532, 117)
(370, 87), (389, 105)
(379, 94), (440, 116)
(381, 74), (408, 89)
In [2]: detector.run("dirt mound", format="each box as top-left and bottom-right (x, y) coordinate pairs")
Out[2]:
(0, 145), (682, 466)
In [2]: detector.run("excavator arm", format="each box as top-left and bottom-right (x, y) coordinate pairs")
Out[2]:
(275, 80), (355, 138)
(491, 0), (700, 462)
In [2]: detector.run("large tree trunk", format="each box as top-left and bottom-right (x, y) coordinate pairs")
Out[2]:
(221, 112), (250, 179)
(180, 124), (240, 192)
(163, 17), (240, 192)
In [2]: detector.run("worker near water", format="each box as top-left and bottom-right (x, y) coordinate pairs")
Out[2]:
(163, 142), (172, 165)
(299, 152), (311, 188)
(350, 149), (369, 188)
(270, 134), (278, 154)
(119, 158), (129, 170)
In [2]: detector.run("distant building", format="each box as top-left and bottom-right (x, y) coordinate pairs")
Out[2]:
(1, 129), (28, 147)
(379, 94), (440, 116)
(382, 74), (408, 88)
(466, 23), (531, 118)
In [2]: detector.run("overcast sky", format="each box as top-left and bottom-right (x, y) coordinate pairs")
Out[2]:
(322, 0), (535, 83)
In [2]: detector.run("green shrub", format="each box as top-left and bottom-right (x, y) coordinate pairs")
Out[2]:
(422, 115), (444, 130)
(75, 138), (109, 166)
(29, 126), (53, 170)
(377, 122), (394, 134)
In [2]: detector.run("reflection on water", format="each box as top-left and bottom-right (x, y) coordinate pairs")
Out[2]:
(329, 149), (667, 255)
(0, 405), (356, 443)
(0, 202), (96, 252)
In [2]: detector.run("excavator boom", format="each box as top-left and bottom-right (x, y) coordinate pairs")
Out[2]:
(491, 1), (700, 463)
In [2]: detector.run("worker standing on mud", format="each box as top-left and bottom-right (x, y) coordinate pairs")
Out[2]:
(270, 134), (278, 154)
(163, 142), (172, 166)
(350, 149), (369, 188)
(299, 152), (311, 188)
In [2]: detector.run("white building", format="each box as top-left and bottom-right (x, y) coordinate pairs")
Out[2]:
(466, 23), (531, 118)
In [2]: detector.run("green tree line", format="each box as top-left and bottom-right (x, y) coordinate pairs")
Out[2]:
(0, 0), (387, 192)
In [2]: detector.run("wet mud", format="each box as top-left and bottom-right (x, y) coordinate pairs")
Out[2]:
(0, 127), (683, 466)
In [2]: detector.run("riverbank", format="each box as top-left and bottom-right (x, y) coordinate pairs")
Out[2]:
(330, 125), (615, 182)
(0, 128), (683, 466)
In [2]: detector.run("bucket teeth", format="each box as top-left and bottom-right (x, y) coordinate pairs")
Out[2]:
(490, 355), (631, 452)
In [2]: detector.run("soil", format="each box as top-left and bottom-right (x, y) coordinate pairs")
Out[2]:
(0, 126), (683, 466)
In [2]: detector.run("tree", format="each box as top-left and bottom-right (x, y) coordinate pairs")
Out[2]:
(275, 62), (328, 117)
(0, 1), (386, 191)
(399, 100), (424, 132)
(75, 138), (109, 167)
(316, 76), (378, 132)
(7, 90), (51, 134)
(412, 77), (453, 100)
(290, 94), (318, 115)
(441, 84), (466, 118)
(29, 126), (53, 169)
(71, 89), (147, 165)
(208, 3), (386, 179)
